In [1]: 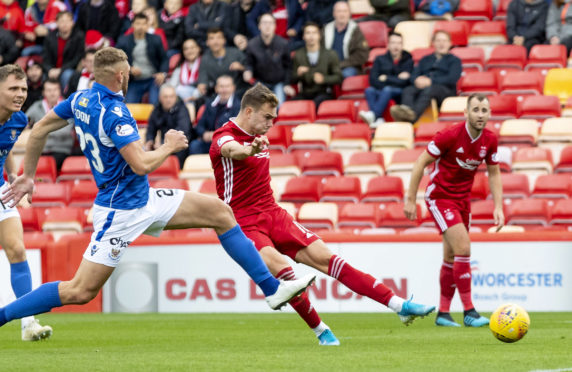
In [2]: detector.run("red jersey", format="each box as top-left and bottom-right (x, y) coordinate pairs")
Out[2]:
(210, 119), (277, 220)
(426, 122), (498, 200)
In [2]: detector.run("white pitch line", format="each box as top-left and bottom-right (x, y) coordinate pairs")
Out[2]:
(529, 368), (572, 372)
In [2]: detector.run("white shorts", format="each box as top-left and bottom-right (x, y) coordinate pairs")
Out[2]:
(84, 187), (185, 267)
(0, 183), (20, 222)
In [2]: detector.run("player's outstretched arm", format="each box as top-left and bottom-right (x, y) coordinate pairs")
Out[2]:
(221, 136), (269, 161)
(487, 164), (505, 228)
(404, 150), (436, 221)
(120, 129), (188, 175)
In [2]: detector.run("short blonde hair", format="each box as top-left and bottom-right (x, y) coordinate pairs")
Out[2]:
(93, 47), (128, 81)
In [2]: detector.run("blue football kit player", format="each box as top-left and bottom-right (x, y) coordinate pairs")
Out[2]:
(0, 48), (314, 330)
(0, 64), (53, 340)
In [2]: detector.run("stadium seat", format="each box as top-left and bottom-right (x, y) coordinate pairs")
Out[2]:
(349, 0), (374, 18)
(69, 180), (99, 207)
(538, 117), (572, 162)
(19, 156), (57, 183)
(434, 20), (469, 47)
(148, 155), (180, 181)
(297, 202), (338, 230)
(344, 151), (385, 176)
(454, 0), (493, 21)
(512, 147), (553, 183)
(300, 151), (344, 177)
(57, 156), (93, 182)
(320, 176), (362, 203)
(499, 71), (543, 96)
(126, 103), (154, 126)
(500, 173), (530, 199)
(40, 207), (85, 240)
(471, 172), (489, 200)
(410, 47), (435, 64)
(499, 119), (539, 146)
(506, 199), (550, 226)
(362, 176), (404, 203)
(151, 178), (190, 190)
(18, 207), (39, 232)
(543, 68), (572, 105)
(486, 45), (527, 73)
(386, 148), (424, 174)
(525, 45), (567, 73)
(531, 174), (572, 199)
(493, 0), (512, 20)
(554, 146), (572, 173)
(266, 125), (292, 153)
(458, 71), (499, 96)
(488, 225), (526, 233)
(488, 95), (518, 120)
(549, 199), (572, 225)
(31, 183), (70, 207)
(414, 122), (449, 147)
(450, 47), (485, 72)
(315, 100), (356, 124)
(280, 176), (322, 203)
(289, 124), (331, 152)
(377, 202), (420, 228)
(357, 21), (388, 49)
(467, 20), (507, 46)
(277, 202), (296, 218)
(518, 95), (561, 120)
(337, 203), (381, 229)
(394, 21), (434, 51)
(339, 75), (369, 99)
(198, 179), (217, 196)
(275, 100), (316, 126)
(470, 199), (496, 226)
(179, 154), (214, 180)
(371, 122), (414, 150)
(330, 123), (371, 152)
(438, 96), (468, 121)
(365, 47), (387, 71)
(269, 153), (301, 177)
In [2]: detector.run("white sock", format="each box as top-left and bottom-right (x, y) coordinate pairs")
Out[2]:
(312, 321), (329, 337)
(388, 296), (405, 313)
(21, 316), (35, 330)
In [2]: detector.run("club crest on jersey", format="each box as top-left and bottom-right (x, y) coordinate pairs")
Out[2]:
(479, 146), (487, 158)
(79, 97), (89, 107)
(10, 129), (17, 141)
(116, 124), (134, 136)
(445, 209), (454, 221)
(111, 106), (123, 117)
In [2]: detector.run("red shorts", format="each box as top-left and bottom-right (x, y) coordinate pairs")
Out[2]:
(425, 197), (471, 234)
(238, 206), (320, 260)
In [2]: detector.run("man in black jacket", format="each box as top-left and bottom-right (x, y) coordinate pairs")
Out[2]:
(507, 0), (548, 52)
(359, 32), (412, 126)
(74, 0), (121, 43)
(184, 0), (228, 47)
(116, 13), (168, 105)
(0, 27), (19, 66)
(224, 0), (256, 51)
(43, 11), (84, 93)
(391, 30), (461, 123)
(145, 84), (193, 167)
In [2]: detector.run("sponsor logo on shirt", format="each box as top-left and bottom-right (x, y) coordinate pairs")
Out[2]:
(79, 97), (89, 107)
(455, 157), (481, 171)
(116, 124), (134, 136)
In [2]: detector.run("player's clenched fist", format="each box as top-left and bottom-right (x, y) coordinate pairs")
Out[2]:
(248, 136), (269, 156)
(164, 129), (188, 153)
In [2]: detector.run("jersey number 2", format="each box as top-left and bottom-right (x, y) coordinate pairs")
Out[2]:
(76, 127), (105, 173)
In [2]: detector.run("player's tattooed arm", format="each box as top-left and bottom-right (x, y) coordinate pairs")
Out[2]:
(221, 136), (269, 161)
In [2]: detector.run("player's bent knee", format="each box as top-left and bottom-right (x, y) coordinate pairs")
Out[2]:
(3, 243), (27, 263)
(213, 200), (236, 230)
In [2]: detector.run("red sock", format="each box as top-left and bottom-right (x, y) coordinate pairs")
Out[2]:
(276, 267), (321, 329)
(328, 255), (394, 306)
(453, 255), (474, 311)
(439, 261), (455, 313)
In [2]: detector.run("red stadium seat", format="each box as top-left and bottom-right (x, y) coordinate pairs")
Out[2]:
(500, 173), (530, 199)
(31, 183), (70, 207)
(470, 199), (496, 226)
(300, 151), (344, 176)
(320, 176), (362, 203)
(57, 156), (93, 182)
(337, 203), (381, 229)
(344, 151), (385, 176)
(280, 176), (322, 203)
(494, 0), (512, 20)
(550, 199), (572, 225)
(450, 47), (485, 72)
(531, 174), (572, 199)
(316, 100), (356, 124)
(512, 147), (553, 172)
(198, 179), (217, 196)
(18, 207), (39, 232)
(69, 180), (99, 207)
(434, 20), (470, 47)
(411, 48), (434, 65)
(499, 71), (543, 96)
(270, 153), (301, 176)
(339, 75), (369, 99)
(366, 48), (387, 71)
(415, 122), (450, 147)
(151, 178), (190, 190)
(362, 176), (404, 203)
(454, 0), (493, 21)
(276, 100), (316, 125)
(330, 123), (372, 151)
(19, 156), (57, 183)
(357, 21), (388, 48)
(518, 95), (561, 120)
(168, 53), (181, 76)
(458, 71), (499, 96)
(554, 146), (572, 173)
(506, 199), (550, 226)
(148, 156), (180, 181)
(486, 45), (527, 73)
(266, 125), (293, 153)
(467, 21), (507, 45)
(525, 45), (567, 73)
(297, 202), (338, 230)
(470, 172), (489, 200)
(488, 95), (518, 120)
(378, 202), (420, 228)
(39, 207), (86, 233)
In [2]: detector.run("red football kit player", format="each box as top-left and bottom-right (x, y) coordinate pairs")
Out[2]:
(210, 84), (436, 345)
(405, 94), (504, 328)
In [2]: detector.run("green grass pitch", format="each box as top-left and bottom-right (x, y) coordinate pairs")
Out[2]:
(1, 312), (571, 371)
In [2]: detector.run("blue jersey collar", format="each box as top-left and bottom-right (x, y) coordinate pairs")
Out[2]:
(92, 82), (125, 101)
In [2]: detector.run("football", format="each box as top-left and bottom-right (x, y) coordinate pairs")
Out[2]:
(489, 303), (530, 343)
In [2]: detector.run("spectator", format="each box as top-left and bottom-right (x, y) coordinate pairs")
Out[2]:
(22, 0), (68, 56)
(43, 11), (84, 92)
(197, 27), (249, 98)
(66, 48), (96, 97)
(26, 78), (75, 170)
(0, 26), (20, 66)
(361, 0), (411, 28)
(159, 0), (185, 56)
(120, 0), (147, 35)
(22, 59), (45, 112)
(323, 1), (369, 78)
(249, 0), (305, 51)
(507, 0), (548, 52)
(390, 30), (461, 123)
(184, 0), (227, 47)
(191, 75), (240, 154)
(546, 0), (572, 53)
(116, 13), (168, 105)
(291, 22), (343, 109)
(305, 0), (336, 27)
(123, 6), (169, 51)
(414, 0), (458, 21)
(75, 0), (121, 43)
(146, 84), (193, 167)
(359, 31), (413, 126)
(0, 0), (26, 47)
(243, 13), (291, 105)
(84, 29), (110, 50)
(224, 0), (256, 51)
(169, 38), (203, 103)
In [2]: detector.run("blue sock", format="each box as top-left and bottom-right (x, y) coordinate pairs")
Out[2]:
(10, 261), (32, 298)
(218, 225), (279, 296)
(1, 281), (62, 326)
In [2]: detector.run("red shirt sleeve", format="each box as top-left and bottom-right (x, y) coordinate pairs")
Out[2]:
(485, 133), (499, 165)
(427, 128), (454, 158)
